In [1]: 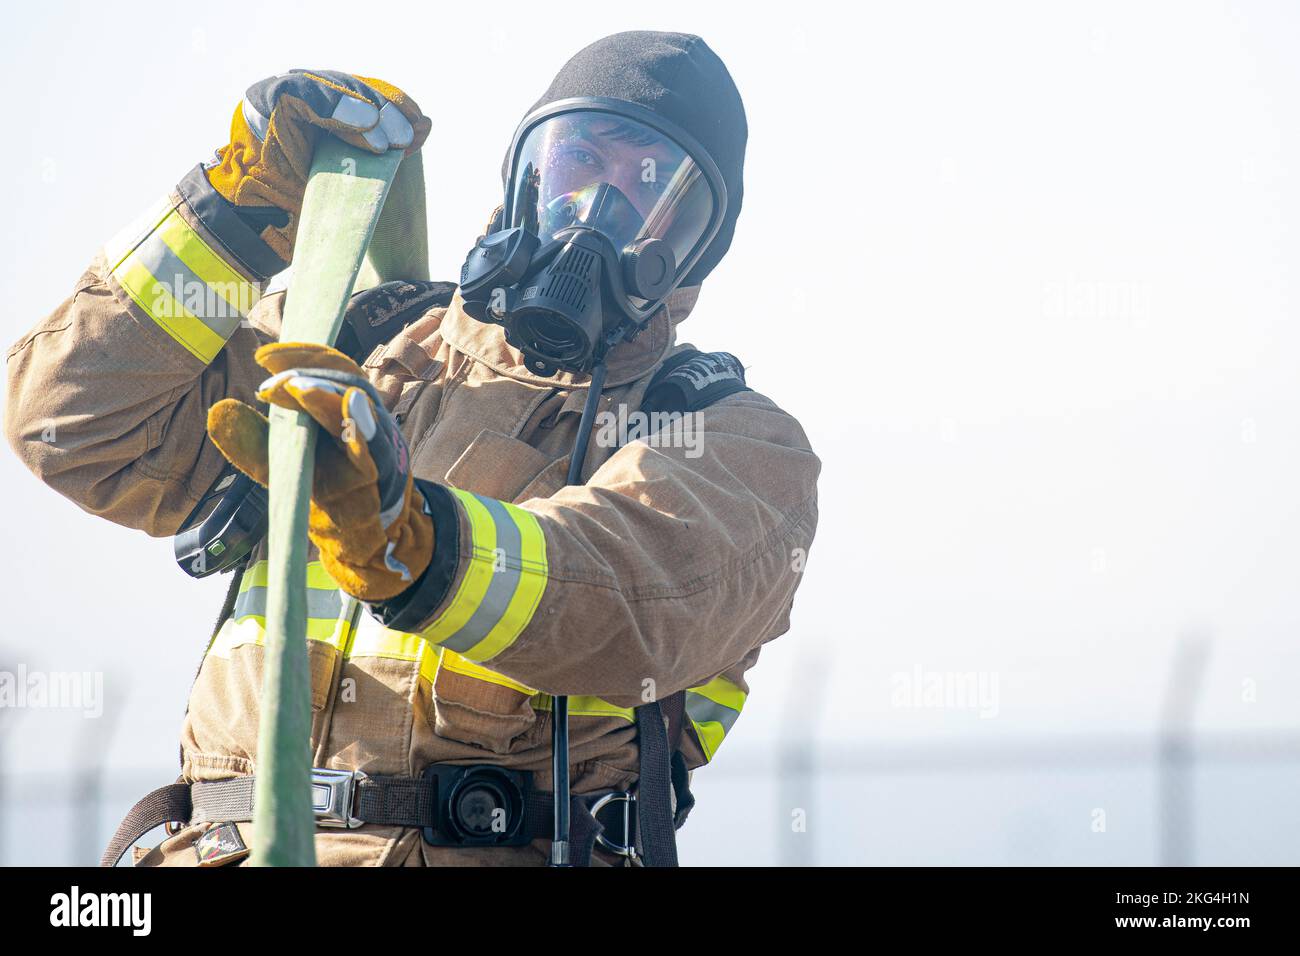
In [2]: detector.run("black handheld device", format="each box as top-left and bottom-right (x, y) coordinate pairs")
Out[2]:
(174, 469), (267, 578)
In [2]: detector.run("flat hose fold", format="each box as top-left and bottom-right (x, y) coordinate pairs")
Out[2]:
(254, 139), (425, 866)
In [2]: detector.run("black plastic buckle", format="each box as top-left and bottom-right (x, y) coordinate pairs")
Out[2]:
(173, 469), (267, 578)
(421, 764), (532, 847)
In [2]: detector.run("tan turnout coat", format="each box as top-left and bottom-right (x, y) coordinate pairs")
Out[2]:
(4, 187), (820, 865)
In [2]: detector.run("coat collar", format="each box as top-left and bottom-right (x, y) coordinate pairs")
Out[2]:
(438, 285), (701, 389)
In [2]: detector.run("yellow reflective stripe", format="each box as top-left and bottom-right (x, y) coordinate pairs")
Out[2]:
(233, 560), (342, 620)
(689, 675), (748, 712)
(531, 693), (636, 723)
(345, 615), (439, 685)
(439, 649), (536, 695)
(209, 560), (353, 656)
(690, 715), (726, 762)
(206, 615), (267, 658)
(209, 597), (438, 685)
(468, 499), (547, 662)
(224, 615), (348, 647)
(239, 561), (267, 591)
(685, 675), (748, 762)
(420, 492), (498, 644)
(206, 612), (346, 657)
(419, 489), (548, 662)
(155, 210), (257, 314)
(113, 256), (227, 363)
(107, 204), (259, 364)
(239, 560), (339, 593)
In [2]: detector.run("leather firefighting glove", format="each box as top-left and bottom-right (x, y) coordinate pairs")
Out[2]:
(206, 343), (433, 602)
(206, 70), (432, 263)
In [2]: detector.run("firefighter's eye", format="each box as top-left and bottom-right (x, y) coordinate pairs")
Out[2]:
(559, 146), (602, 170)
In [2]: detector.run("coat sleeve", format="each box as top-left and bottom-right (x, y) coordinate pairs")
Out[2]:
(4, 170), (284, 536)
(377, 388), (821, 707)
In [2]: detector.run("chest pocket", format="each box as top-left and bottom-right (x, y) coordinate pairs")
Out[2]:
(444, 429), (555, 503)
(429, 649), (542, 754)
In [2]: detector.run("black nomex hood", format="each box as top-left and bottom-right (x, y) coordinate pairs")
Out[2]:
(508, 30), (747, 287)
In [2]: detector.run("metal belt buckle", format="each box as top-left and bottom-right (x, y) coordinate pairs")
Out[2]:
(311, 769), (366, 828)
(590, 790), (637, 862)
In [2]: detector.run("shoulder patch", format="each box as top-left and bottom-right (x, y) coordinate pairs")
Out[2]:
(642, 349), (750, 414)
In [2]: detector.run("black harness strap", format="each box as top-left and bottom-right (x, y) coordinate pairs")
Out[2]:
(612, 351), (743, 861)
(100, 783), (192, 868)
(353, 776), (437, 827)
(523, 793), (604, 866)
(633, 700), (679, 867)
(661, 691), (697, 828)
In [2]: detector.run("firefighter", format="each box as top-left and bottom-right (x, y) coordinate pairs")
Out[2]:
(6, 31), (819, 866)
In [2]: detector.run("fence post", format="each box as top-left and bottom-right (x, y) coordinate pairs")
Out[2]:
(1158, 634), (1211, 866)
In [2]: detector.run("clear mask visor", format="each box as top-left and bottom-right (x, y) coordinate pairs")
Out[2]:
(510, 111), (717, 273)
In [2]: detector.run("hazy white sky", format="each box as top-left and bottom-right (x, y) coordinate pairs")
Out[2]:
(1, 0), (1297, 864)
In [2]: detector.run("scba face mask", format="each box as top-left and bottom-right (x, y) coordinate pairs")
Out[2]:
(459, 98), (727, 376)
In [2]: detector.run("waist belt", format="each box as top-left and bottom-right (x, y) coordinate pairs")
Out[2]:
(100, 769), (642, 868)
(105, 697), (693, 868)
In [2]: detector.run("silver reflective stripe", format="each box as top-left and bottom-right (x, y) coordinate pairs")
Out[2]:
(440, 495), (523, 654)
(234, 585), (342, 621)
(685, 692), (740, 735)
(133, 231), (247, 337)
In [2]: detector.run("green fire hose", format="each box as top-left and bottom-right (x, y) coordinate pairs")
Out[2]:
(252, 137), (427, 866)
